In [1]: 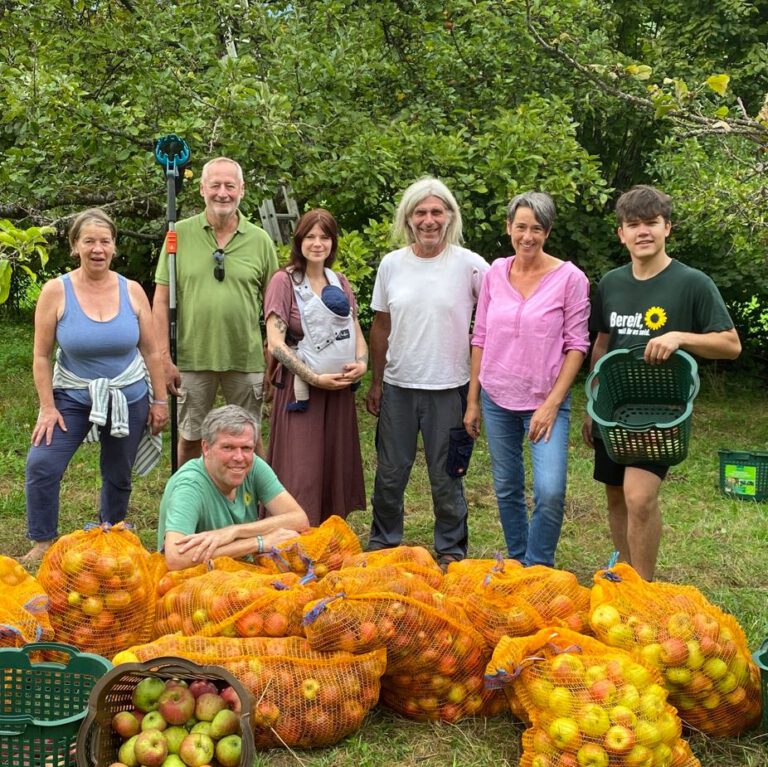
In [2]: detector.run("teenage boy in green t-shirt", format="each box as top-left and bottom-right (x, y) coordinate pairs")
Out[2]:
(158, 405), (309, 570)
(583, 185), (741, 580)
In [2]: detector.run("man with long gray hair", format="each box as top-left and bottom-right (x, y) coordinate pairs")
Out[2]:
(365, 177), (489, 567)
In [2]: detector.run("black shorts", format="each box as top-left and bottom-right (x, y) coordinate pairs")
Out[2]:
(593, 438), (669, 486)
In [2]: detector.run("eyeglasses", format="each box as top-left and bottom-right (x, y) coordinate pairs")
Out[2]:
(213, 249), (225, 282)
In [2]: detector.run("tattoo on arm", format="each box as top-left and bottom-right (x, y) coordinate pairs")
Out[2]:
(272, 345), (319, 386)
(356, 353), (368, 364)
(274, 317), (287, 333)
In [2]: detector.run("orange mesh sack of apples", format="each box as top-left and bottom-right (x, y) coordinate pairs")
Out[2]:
(485, 627), (701, 767)
(37, 522), (153, 656)
(0, 555), (54, 646)
(440, 555), (523, 598)
(253, 515), (361, 577)
(152, 567), (312, 639)
(589, 563), (762, 737)
(342, 545), (445, 588)
(116, 634), (386, 749)
(303, 590), (506, 721)
(313, 563), (441, 604)
(465, 565), (591, 647)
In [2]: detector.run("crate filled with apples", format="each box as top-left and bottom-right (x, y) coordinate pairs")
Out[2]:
(76, 657), (254, 767)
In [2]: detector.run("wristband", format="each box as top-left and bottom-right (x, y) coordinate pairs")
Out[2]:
(150, 399), (168, 406)
(256, 535), (264, 554)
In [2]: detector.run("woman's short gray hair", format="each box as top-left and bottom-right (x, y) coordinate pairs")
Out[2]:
(201, 405), (258, 445)
(507, 192), (556, 233)
(392, 176), (464, 246)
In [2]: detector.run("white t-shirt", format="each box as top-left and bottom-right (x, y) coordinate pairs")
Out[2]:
(371, 244), (489, 389)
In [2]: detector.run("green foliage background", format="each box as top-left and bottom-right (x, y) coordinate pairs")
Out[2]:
(1, 0), (767, 354)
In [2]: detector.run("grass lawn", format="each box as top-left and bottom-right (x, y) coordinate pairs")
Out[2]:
(0, 316), (766, 766)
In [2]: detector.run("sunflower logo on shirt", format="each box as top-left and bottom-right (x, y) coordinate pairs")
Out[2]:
(244, 491), (253, 505)
(644, 306), (668, 331)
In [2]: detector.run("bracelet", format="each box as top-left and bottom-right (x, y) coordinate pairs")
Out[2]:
(256, 535), (264, 554)
(150, 399), (168, 406)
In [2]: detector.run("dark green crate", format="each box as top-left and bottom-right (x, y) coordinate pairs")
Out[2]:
(753, 639), (768, 732)
(586, 347), (699, 466)
(0, 642), (112, 767)
(719, 449), (768, 501)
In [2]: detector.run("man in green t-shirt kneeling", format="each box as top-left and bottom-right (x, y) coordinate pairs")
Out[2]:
(158, 405), (309, 570)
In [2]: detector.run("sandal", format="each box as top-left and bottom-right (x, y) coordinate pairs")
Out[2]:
(19, 540), (54, 566)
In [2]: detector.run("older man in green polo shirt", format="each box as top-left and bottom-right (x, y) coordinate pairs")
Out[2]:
(153, 157), (278, 465)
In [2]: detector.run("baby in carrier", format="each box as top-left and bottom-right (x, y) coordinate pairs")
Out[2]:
(288, 269), (359, 412)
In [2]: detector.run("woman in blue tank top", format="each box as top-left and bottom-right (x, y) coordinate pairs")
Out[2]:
(22, 209), (168, 563)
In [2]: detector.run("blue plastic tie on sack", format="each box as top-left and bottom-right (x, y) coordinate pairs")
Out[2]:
(302, 592), (345, 625)
(601, 551), (623, 582)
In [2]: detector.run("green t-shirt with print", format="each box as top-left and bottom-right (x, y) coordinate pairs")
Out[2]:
(591, 259), (734, 352)
(155, 212), (278, 372)
(157, 456), (285, 551)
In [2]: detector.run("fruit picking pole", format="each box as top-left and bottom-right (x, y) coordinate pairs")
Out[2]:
(154, 135), (190, 474)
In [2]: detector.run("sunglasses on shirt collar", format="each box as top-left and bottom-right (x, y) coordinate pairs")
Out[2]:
(213, 249), (225, 282)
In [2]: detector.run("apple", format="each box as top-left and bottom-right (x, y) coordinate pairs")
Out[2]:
(548, 717), (581, 750)
(609, 704), (637, 727)
(633, 622), (657, 645)
(664, 666), (692, 686)
(666, 612), (694, 641)
(606, 623), (634, 647)
(684, 640), (705, 671)
(530, 755), (552, 767)
(659, 638), (688, 666)
(253, 700), (280, 728)
(531, 727), (557, 755)
(190, 721), (212, 737)
(584, 664), (607, 685)
(219, 686), (241, 713)
(547, 686), (575, 717)
(133, 677), (166, 713)
(118, 736), (139, 767)
(301, 677), (320, 701)
(576, 742), (609, 767)
(550, 653), (585, 683)
(639, 643), (663, 669)
(188, 680), (218, 699)
(701, 691), (722, 709)
(603, 724), (635, 754)
(652, 742), (672, 766)
(528, 678), (555, 709)
(656, 710), (680, 743)
(577, 703), (610, 737)
(113, 711), (140, 739)
(195, 692), (227, 722)
(623, 663), (653, 690)
(133, 729), (168, 767)
(702, 657), (728, 681)
(692, 612), (720, 641)
(214, 734), (242, 767)
(178, 733), (215, 767)
(634, 719), (661, 748)
(624, 744), (654, 767)
(590, 604), (622, 632)
(588, 679), (617, 705)
(163, 679), (188, 690)
(728, 655), (750, 686)
(163, 726), (187, 755)
(158, 687), (196, 726)
(615, 683), (641, 710)
(688, 671), (713, 696)
(210, 708), (240, 739)
(141, 711), (168, 732)
(638, 689), (666, 721)
(160, 757), (185, 767)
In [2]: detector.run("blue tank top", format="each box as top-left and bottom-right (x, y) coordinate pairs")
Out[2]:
(56, 273), (147, 405)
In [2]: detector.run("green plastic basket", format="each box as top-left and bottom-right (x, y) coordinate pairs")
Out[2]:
(0, 642), (112, 767)
(719, 449), (768, 501)
(753, 639), (768, 732)
(586, 347), (700, 465)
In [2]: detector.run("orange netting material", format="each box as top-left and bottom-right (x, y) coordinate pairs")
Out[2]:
(303, 590), (504, 721)
(313, 564), (442, 604)
(0, 555), (54, 646)
(343, 546), (444, 588)
(440, 556), (523, 597)
(486, 627), (701, 767)
(37, 523), (153, 656)
(589, 563), (762, 737)
(253, 515), (361, 577)
(465, 565), (591, 647)
(119, 634), (386, 749)
(152, 567), (310, 639)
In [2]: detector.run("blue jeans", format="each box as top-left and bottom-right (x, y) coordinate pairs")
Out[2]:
(25, 391), (149, 541)
(481, 389), (571, 567)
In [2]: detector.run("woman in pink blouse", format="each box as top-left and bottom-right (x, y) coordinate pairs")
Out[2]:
(464, 192), (590, 566)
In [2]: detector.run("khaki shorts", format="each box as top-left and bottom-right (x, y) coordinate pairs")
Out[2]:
(178, 371), (264, 440)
